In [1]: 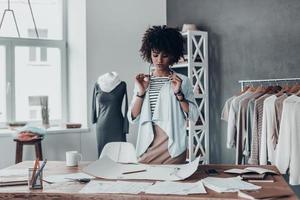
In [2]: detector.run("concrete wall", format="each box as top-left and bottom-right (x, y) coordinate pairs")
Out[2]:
(167, 0), (300, 164)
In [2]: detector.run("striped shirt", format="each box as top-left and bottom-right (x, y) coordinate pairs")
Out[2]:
(149, 76), (169, 114)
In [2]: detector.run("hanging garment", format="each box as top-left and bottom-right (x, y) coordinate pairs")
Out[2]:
(245, 98), (256, 161)
(274, 94), (288, 144)
(245, 90), (267, 161)
(226, 91), (253, 149)
(236, 92), (264, 164)
(259, 93), (288, 165)
(275, 95), (300, 185)
(92, 81), (129, 157)
(223, 83), (300, 166)
(221, 96), (235, 121)
(259, 95), (277, 165)
(248, 94), (271, 165)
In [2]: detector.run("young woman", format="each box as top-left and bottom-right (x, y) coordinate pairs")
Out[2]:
(127, 25), (199, 164)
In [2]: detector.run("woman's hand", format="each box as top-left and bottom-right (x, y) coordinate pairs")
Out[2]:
(135, 73), (150, 95)
(169, 73), (182, 93)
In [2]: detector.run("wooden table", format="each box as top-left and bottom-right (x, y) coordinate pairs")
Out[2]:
(0, 161), (297, 200)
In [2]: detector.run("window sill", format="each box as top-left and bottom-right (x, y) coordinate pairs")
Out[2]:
(0, 126), (90, 137)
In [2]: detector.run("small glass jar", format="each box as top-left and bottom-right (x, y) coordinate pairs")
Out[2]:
(28, 168), (43, 189)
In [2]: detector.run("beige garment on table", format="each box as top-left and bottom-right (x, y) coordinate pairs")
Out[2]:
(138, 124), (186, 164)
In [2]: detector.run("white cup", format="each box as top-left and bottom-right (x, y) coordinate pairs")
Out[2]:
(66, 151), (82, 167)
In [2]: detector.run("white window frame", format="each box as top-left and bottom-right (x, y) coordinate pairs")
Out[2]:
(0, 0), (67, 127)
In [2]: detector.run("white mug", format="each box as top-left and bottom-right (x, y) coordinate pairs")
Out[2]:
(66, 151), (82, 166)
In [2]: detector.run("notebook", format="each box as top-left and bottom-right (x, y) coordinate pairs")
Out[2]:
(225, 167), (277, 175)
(241, 173), (266, 180)
(0, 169), (28, 187)
(0, 180), (27, 187)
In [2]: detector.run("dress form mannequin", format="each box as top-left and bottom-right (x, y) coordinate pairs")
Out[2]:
(97, 72), (121, 93)
(92, 72), (129, 157)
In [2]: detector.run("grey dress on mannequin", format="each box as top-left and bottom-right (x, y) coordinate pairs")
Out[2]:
(92, 81), (129, 157)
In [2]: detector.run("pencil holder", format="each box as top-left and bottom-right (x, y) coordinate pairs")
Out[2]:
(28, 167), (43, 189)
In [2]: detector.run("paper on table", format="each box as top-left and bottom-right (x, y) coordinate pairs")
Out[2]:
(82, 156), (200, 181)
(145, 181), (206, 195)
(202, 176), (261, 193)
(44, 173), (94, 183)
(224, 167), (277, 174)
(224, 168), (248, 174)
(0, 169), (27, 177)
(0, 169), (28, 182)
(79, 180), (153, 194)
(82, 156), (147, 179)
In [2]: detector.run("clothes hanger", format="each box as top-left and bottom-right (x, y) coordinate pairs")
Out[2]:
(269, 82), (282, 94)
(294, 83), (300, 96)
(255, 82), (278, 99)
(248, 83), (257, 92)
(276, 82), (290, 96)
(287, 83), (300, 94)
(294, 84), (300, 95)
(264, 81), (275, 94)
(239, 85), (250, 95)
(296, 83), (300, 91)
(254, 83), (266, 93)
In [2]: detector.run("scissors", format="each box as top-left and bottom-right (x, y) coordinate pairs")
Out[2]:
(64, 178), (91, 183)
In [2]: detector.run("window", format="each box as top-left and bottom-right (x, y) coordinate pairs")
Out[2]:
(0, 0), (66, 126)
(15, 47), (62, 122)
(0, 45), (6, 123)
(0, 0), (63, 39)
(28, 29), (48, 63)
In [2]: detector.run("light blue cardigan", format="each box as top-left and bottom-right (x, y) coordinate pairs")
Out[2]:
(127, 73), (199, 158)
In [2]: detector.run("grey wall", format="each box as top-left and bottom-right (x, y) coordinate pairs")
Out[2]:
(167, 0), (300, 164)
(84, 0), (166, 160)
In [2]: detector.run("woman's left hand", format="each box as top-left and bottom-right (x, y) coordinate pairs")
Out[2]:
(169, 73), (182, 93)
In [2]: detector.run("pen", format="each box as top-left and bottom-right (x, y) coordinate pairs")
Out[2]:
(122, 169), (147, 175)
(32, 159), (47, 187)
(30, 159), (39, 185)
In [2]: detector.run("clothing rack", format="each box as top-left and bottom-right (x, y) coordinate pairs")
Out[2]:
(239, 78), (300, 91)
(224, 78), (300, 165)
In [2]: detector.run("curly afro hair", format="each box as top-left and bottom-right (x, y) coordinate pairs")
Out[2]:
(140, 25), (184, 66)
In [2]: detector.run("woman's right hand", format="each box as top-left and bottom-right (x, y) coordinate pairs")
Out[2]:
(135, 73), (150, 95)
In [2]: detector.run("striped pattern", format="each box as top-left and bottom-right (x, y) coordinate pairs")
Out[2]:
(149, 76), (169, 114)
(248, 94), (271, 165)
